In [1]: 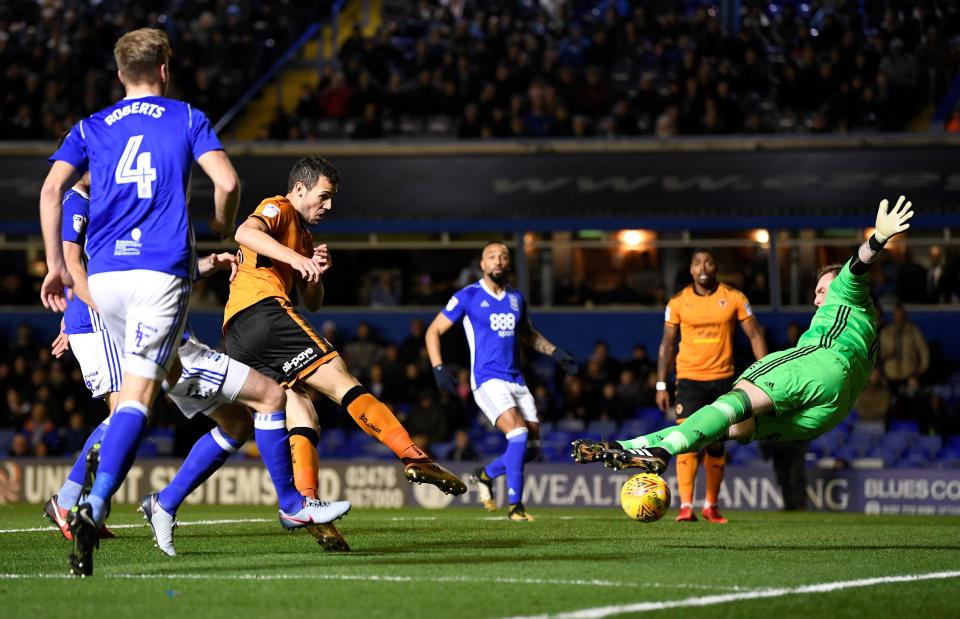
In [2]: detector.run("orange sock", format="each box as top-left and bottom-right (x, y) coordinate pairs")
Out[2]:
(343, 387), (427, 461)
(676, 452), (698, 506)
(289, 429), (319, 499)
(704, 448), (726, 505)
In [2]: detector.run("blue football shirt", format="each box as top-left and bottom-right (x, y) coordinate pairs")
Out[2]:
(60, 187), (104, 335)
(442, 280), (526, 389)
(50, 96), (223, 278)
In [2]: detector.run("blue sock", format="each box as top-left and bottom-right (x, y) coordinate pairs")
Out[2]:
(504, 428), (529, 506)
(158, 427), (243, 516)
(58, 420), (109, 510)
(254, 411), (303, 514)
(88, 402), (148, 522)
(485, 455), (506, 480)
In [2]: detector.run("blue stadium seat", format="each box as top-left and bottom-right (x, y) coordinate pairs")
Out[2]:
(888, 420), (920, 433)
(586, 419), (618, 437)
(0, 429), (14, 456)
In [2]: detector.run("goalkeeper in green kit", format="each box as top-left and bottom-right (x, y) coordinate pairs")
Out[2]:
(572, 196), (915, 473)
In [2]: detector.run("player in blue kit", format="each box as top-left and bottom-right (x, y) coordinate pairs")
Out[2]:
(38, 27), (242, 576)
(426, 242), (578, 521)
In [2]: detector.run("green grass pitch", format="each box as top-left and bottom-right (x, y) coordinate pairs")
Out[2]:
(1, 503), (959, 618)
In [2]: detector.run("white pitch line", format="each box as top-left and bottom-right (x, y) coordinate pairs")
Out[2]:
(0, 572), (748, 591)
(499, 570), (960, 619)
(0, 517), (271, 534)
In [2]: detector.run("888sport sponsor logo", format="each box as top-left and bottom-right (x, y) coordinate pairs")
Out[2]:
(489, 312), (516, 338)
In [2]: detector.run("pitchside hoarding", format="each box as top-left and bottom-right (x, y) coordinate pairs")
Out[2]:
(2, 460), (958, 515)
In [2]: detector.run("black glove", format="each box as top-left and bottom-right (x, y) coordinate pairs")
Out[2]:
(432, 365), (459, 394)
(551, 347), (578, 375)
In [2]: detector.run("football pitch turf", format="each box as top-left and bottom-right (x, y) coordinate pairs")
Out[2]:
(2, 504), (959, 618)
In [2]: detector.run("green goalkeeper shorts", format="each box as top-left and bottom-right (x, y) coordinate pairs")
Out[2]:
(736, 345), (859, 443)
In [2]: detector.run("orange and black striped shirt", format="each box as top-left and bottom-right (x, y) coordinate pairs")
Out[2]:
(223, 195), (313, 330)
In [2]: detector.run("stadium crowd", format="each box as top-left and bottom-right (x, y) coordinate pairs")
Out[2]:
(271, 0), (960, 139)
(0, 0), (327, 140)
(3, 1), (958, 141)
(2, 311), (958, 465)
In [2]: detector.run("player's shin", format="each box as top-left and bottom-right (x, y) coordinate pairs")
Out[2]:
(289, 427), (320, 499)
(617, 426), (682, 450)
(660, 390), (751, 456)
(342, 386), (426, 461)
(87, 403), (148, 522)
(58, 419), (109, 510)
(704, 443), (726, 507)
(504, 427), (528, 506)
(254, 411), (305, 514)
(157, 427), (243, 515)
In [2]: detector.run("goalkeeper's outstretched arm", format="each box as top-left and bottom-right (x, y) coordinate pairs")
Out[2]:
(849, 195), (914, 276)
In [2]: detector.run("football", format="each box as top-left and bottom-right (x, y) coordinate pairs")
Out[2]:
(620, 473), (671, 522)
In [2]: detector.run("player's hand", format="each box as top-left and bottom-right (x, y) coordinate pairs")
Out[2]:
(292, 254), (323, 283)
(874, 195), (914, 243)
(551, 347), (579, 375)
(655, 389), (671, 413)
(313, 243), (333, 275)
(40, 265), (73, 312)
(432, 365), (458, 394)
(206, 252), (238, 282)
(51, 329), (70, 358)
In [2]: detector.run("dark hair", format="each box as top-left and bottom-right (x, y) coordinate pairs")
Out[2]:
(481, 240), (509, 256)
(287, 156), (341, 192)
(690, 247), (716, 263)
(816, 263), (843, 280)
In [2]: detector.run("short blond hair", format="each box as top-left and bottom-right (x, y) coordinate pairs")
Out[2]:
(114, 28), (171, 84)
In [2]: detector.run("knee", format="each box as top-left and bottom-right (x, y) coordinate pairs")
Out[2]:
(262, 383), (286, 413)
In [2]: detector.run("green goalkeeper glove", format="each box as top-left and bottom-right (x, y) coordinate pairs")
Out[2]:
(874, 195), (914, 243)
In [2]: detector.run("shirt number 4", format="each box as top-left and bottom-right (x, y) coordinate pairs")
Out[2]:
(115, 135), (157, 199)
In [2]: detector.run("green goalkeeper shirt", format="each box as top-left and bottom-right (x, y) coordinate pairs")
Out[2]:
(796, 259), (878, 393)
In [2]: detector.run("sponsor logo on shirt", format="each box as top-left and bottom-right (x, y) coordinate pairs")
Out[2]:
(114, 228), (143, 256)
(480, 300), (490, 308)
(489, 312), (516, 338)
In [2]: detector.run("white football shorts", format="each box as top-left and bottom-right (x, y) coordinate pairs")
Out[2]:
(165, 332), (250, 419)
(68, 330), (122, 399)
(473, 378), (538, 425)
(88, 270), (191, 381)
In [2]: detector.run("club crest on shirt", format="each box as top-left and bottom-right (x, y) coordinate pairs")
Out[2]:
(262, 204), (280, 218)
(509, 294), (519, 312)
(72, 214), (86, 233)
(718, 298), (727, 308)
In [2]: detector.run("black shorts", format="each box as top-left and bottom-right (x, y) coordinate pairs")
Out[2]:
(224, 297), (338, 389)
(675, 378), (733, 420)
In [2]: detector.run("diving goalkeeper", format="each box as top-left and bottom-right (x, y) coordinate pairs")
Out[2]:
(572, 196), (914, 473)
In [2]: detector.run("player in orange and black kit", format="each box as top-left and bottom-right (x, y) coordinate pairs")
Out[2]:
(655, 249), (768, 523)
(223, 156), (466, 501)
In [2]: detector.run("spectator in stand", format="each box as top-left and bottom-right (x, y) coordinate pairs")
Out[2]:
(446, 429), (479, 461)
(889, 375), (944, 434)
(343, 322), (385, 380)
(927, 246), (958, 303)
(879, 305), (930, 388)
(856, 369), (892, 430)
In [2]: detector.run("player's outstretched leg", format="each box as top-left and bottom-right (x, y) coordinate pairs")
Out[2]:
(338, 385), (467, 495)
(601, 389), (753, 473)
